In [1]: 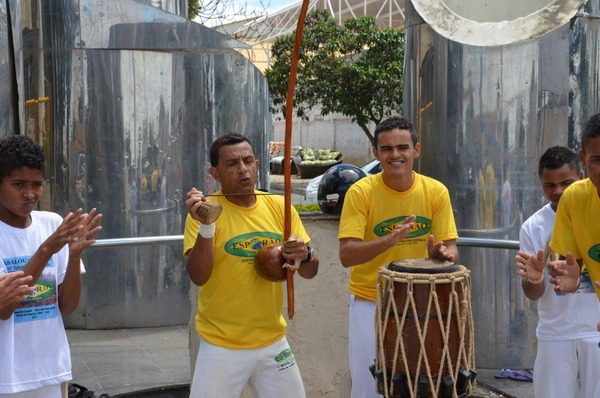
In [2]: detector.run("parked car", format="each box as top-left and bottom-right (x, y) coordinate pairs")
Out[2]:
(304, 159), (381, 203)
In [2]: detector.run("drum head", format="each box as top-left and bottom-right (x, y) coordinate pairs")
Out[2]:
(388, 258), (459, 274)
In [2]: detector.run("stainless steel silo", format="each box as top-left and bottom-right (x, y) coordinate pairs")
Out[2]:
(404, 0), (596, 368)
(9, 0), (271, 328)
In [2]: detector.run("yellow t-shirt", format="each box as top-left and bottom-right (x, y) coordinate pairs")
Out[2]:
(183, 192), (310, 349)
(550, 178), (600, 299)
(338, 172), (458, 301)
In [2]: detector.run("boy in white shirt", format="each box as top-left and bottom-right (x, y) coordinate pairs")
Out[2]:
(0, 135), (102, 398)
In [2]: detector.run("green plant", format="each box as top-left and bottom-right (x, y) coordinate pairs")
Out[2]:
(297, 147), (341, 166)
(294, 203), (321, 213)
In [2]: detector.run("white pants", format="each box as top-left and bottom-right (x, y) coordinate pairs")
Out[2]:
(190, 336), (305, 398)
(348, 295), (382, 398)
(0, 383), (65, 398)
(534, 337), (600, 398)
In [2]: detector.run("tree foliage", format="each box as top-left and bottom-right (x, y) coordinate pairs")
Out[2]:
(265, 11), (405, 142)
(188, 0), (201, 19)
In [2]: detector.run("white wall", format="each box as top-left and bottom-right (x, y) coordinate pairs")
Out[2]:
(272, 113), (375, 166)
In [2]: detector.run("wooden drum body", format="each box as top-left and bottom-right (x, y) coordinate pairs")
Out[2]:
(375, 259), (476, 398)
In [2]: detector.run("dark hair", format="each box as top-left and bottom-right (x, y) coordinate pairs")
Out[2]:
(538, 145), (579, 177)
(0, 135), (45, 181)
(582, 113), (600, 150)
(373, 116), (417, 147)
(209, 133), (254, 166)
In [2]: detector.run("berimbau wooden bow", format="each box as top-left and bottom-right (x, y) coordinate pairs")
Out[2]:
(283, 0), (310, 320)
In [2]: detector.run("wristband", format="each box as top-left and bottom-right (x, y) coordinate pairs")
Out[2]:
(301, 245), (314, 264)
(526, 273), (544, 285)
(198, 223), (216, 239)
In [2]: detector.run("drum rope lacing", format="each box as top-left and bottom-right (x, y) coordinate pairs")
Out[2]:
(376, 266), (476, 398)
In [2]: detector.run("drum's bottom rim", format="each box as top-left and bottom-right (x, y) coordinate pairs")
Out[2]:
(373, 367), (477, 398)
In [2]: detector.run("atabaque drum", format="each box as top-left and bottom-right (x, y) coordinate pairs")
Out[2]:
(375, 259), (476, 398)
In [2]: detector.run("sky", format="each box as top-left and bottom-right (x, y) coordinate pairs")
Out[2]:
(244, 0), (297, 14)
(195, 0), (299, 26)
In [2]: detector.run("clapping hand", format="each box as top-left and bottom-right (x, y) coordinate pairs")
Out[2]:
(0, 272), (33, 311)
(68, 208), (103, 257)
(515, 249), (544, 284)
(548, 252), (580, 293)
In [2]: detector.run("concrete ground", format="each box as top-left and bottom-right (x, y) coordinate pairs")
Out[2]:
(67, 326), (533, 397)
(67, 327), (189, 397)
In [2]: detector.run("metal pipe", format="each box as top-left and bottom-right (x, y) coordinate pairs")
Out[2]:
(90, 234), (519, 250)
(457, 237), (519, 250)
(91, 235), (184, 248)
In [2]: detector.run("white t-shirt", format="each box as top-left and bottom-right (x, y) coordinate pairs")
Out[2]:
(519, 203), (600, 340)
(0, 211), (72, 393)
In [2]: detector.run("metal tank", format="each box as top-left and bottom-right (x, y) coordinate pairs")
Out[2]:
(0, 1), (17, 138)
(8, 0), (271, 328)
(404, 0), (597, 368)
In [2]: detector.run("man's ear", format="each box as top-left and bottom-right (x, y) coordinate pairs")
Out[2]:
(210, 167), (219, 181)
(414, 142), (422, 159)
(372, 146), (379, 159)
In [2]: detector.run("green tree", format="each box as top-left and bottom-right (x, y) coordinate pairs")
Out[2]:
(265, 10), (405, 142)
(188, 0), (201, 19)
